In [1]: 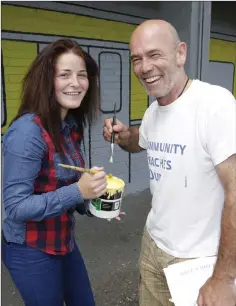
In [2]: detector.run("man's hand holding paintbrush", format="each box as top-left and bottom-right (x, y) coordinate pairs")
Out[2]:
(103, 118), (142, 153)
(103, 118), (129, 146)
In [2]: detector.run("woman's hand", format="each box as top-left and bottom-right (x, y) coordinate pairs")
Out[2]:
(77, 167), (107, 200)
(106, 212), (126, 222)
(114, 212), (126, 221)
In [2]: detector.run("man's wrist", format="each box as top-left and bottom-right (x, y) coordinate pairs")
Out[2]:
(118, 129), (130, 147)
(213, 267), (236, 283)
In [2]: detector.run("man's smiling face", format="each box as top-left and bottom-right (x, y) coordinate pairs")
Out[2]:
(130, 23), (184, 99)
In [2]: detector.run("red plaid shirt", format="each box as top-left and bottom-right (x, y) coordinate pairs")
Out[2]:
(25, 116), (84, 255)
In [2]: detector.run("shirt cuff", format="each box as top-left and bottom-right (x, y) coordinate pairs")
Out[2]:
(57, 182), (84, 211)
(76, 200), (94, 217)
(84, 200), (94, 217)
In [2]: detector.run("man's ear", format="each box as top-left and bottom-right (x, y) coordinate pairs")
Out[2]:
(176, 42), (187, 68)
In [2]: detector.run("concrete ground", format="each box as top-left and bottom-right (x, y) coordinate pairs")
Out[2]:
(1, 189), (152, 306)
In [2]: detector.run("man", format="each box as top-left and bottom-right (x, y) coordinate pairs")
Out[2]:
(103, 20), (236, 306)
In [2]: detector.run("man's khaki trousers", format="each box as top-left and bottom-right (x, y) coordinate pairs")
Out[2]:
(139, 226), (193, 306)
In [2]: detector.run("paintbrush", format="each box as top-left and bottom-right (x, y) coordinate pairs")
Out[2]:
(58, 164), (113, 177)
(58, 164), (99, 174)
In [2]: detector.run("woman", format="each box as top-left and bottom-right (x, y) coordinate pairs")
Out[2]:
(2, 39), (107, 306)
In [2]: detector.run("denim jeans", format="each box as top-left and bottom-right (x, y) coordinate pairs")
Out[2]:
(2, 235), (95, 306)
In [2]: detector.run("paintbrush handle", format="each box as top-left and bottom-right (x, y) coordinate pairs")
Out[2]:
(58, 164), (99, 174)
(111, 131), (115, 144)
(111, 114), (117, 144)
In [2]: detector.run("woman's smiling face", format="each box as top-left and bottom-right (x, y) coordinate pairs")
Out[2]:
(54, 52), (89, 119)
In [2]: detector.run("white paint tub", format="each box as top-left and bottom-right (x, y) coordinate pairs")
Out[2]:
(89, 175), (125, 219)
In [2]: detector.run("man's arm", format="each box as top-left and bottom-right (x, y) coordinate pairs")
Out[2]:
(213, 153), (236, 281)
(118, 126), (144, 153)
(197, 154), (236, 306)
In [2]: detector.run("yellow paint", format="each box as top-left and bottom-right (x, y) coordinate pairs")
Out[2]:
(106, 175), (125, 199)
(1, 40), (37, 132)
(130, 71), (147, 119)
(1, 4), (149, 124)
(209, 38), (236, 97)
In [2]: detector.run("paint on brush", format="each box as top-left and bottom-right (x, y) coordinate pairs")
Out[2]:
(109, 143), (114, 163)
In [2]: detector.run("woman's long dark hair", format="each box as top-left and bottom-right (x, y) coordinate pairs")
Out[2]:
(11, 39), (100, 152)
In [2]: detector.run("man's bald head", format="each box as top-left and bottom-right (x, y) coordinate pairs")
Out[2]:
(130, 19), (187, 99)
(130, 20), (180, 51)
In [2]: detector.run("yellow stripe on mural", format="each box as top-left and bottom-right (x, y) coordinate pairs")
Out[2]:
(1, 40), (37, 132)
(2, 5), (135, 43)
(130, 71), (147, 120)
(209, 38), (236, 97)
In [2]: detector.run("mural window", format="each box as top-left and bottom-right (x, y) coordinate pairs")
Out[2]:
(98, 52), (122, 113)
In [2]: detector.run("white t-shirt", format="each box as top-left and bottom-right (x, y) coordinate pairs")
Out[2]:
(139, 79), (236, 258)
